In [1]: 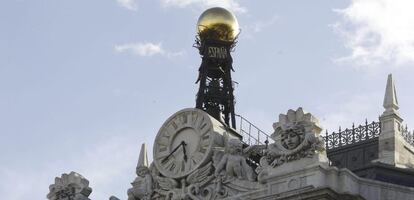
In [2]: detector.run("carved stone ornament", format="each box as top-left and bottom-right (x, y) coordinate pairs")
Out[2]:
(148, 108), (262, 200)
(214, 139), (256, 181)
(151, 159), (261, 200)
(47, 171), (92, 200)
(259, 108), (325, 169)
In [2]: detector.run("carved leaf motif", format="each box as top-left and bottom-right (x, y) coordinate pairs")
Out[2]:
(186, 162), (213, 186)
(155, 176), (178, 191)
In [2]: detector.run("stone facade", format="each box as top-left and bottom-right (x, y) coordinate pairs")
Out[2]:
(48, 74), (414, 200)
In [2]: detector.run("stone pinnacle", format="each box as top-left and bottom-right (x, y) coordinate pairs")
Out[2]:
(383, 74), (399, 115)
(137, 143), (149, 170)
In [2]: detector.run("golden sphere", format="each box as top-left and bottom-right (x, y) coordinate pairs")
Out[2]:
(197, 7), (240, 42)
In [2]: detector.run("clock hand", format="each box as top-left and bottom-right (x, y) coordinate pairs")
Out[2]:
(182, 141), (188, 162)
(161, 142), (185, 164)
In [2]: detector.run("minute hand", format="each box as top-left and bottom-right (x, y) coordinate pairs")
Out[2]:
(161, 142), (184, 164)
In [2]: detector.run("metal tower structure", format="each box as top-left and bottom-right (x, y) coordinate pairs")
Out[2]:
(195, 37), (237, 129)
(194, 7), (239, 129)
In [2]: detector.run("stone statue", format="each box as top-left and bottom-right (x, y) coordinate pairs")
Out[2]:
(214, 139), (256, 181)
(261, 108), (325, 168)
(47, 171), (92, 200)
(128, 144), (154, 200)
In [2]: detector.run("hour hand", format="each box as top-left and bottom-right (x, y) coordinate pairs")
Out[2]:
(182, 141), (188, 162)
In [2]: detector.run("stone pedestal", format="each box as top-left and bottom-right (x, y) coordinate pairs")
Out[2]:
(263, 154), (329, 182)
(378, 112), (403, 166)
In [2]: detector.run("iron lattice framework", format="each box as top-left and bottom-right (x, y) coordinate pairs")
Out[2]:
(194, 37), (237, 129)
(324, 120), (381, 150)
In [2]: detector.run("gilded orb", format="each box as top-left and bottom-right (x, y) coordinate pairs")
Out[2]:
(197, 7), (240, 42)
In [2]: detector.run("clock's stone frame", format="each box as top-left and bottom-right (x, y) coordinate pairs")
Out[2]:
(153, 108), (240, 179)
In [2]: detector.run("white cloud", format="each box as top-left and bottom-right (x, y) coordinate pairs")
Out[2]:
(334, 0), (414, 66)
(114, 42), (185, 58)
(160, 0), (247, 14)
(117, 0), (138, 11)
(115, 42), (164, 57)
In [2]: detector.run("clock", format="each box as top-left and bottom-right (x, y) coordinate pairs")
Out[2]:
(153, 108), (228, 179)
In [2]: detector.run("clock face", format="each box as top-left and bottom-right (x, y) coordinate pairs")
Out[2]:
(153, 109), (214, 178)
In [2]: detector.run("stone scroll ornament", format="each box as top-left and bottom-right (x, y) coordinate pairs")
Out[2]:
(47, 172), (92, 200)
(259, 107), (325, 169)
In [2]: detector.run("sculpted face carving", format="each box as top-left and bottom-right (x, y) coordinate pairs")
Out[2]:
(280, 127), (303, 150)
(282, 130), (300, 149)
(258, 108), (325, 172)
(228, 139), (243, 155)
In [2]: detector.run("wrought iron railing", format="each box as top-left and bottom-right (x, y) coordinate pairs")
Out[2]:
(324, 120), (381, 150)
(235, 114), (273, 146)
(401, 125), (414, 146)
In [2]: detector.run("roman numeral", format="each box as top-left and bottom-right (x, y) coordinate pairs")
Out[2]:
(192, 113), (200, 127)
(157, 137), (169, 146)
(159, 146), (167, 152)
(199, 125), (209, 135)
(168, 160), (181, 174)
(191, 157), (198, 166)
(163, 129), (172, 137)
(180, 113), (188, 124)
(166, 124), (176, 135)
(169, 162), (176, 171)
(196, 117), (204, 128)
(199, 121), (207, 130)
(162, 157), (173, 166)
(172, 114), (187, 130)
(200, 136), (210, 148)
(199, 147), (207, 153)
(171, 121), (178, 130)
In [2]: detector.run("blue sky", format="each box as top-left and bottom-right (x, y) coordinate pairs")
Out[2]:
(2, 0), (414, 199)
